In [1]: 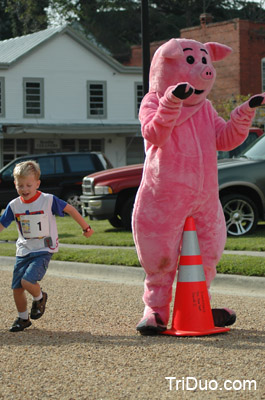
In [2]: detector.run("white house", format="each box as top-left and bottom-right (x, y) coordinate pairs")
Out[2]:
(0, 25), (144, 168)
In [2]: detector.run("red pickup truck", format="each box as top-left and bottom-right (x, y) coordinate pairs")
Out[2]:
(80, 127), (264, 232)
(81, 164), (143, 230)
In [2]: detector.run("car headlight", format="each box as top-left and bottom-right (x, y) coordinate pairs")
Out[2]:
(94, 185), (113, 195)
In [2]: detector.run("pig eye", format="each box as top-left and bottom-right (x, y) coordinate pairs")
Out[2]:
(186, 55), (195, 64)
(202, 56), (207, 64)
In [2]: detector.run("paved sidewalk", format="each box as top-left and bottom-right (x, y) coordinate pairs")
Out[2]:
(0, 256), (264, 399)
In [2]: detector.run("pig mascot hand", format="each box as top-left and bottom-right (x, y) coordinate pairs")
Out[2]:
(132, 38), (264, 335)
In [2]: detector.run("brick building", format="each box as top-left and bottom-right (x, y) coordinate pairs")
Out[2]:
(181, 17), (265, 102)
(126, 18), (265, 102)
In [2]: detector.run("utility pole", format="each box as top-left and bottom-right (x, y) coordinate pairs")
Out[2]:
(141, 0), (150, 95)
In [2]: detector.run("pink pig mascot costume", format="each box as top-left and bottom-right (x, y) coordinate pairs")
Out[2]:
(132, 38), (265, 335)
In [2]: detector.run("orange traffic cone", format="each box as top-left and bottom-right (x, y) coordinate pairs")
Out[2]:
(162, 216), (230, 336)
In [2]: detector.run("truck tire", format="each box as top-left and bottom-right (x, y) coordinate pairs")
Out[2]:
(221, 193), (258, 236)
(121, 196), (135, 231)
(108, 215), (122, 228)
(64, 192), (82, 213)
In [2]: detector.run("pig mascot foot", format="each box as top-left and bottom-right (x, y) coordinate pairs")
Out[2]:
(136, 305), (169, 335)
(212, 308), (236, 327)
(136, 312), (167, 335)
(136, 308), (236, 335)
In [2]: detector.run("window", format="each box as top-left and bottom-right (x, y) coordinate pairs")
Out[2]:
(67, 154), (96, 173)
(126, 136), (145, 165)
(87, 81), (107, 118)
(61, 139), (75, 152)
(2, 139), (31, 166)
(77, 138), (103, 152)
(135, 82), (143, 118)
(37, 156), (63, 175)
(262, 59), (265, 91)
(0, 77), (5, 117)
(90, 139), (104, 151)
(61, 138), (104, 152)
(23, 78), (44, 118)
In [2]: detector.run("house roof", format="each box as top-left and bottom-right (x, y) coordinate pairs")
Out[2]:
(0, 24), (141, 74)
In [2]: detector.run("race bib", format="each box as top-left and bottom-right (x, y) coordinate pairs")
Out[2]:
(20, 214), (50, 239)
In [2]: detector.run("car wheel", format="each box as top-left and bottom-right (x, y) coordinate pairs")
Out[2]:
(108, 215), (122, 228)
(121, 196), (135, 231)
(221, 193), (258, 236)
(65, 192), (82, 213)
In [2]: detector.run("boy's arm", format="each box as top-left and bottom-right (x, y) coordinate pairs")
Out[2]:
(63, 204), (94, 238)
(0, 223), (5, 233)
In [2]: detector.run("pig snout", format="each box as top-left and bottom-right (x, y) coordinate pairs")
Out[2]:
(201, 66), (214, 80)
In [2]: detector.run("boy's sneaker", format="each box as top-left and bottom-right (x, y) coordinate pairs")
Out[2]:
(9, 317), (32, 332)
(212, 308), (236, 327)
(136, 312), (167, 335)
(30, 292), (48, 320)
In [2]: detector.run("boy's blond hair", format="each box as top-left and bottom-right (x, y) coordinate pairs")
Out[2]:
(13, 160), (41, 181)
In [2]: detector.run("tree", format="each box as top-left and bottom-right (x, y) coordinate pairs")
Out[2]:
(0, 1), (12, 39)
(213, 94), (250, 120)
(48, 0), (265, 61)
(0, 0), (49, 40)
(237, 0), (265, 21)
(49, 0), (143, 62)
(6, 0), (49, 37)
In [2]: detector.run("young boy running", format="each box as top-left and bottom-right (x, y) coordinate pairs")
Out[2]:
(0, 160), (94, 332)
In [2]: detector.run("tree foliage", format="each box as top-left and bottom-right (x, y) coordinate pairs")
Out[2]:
(1, 0), (265, 62)
(213, 94), (250, 120)
(0, 0), (49, 40)
(48, 0), (265, 61)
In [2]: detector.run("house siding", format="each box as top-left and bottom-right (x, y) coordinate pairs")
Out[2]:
(3, 34), (140, 124)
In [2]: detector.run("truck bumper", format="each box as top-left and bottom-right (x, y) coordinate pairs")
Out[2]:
(80, 194), (117, 219)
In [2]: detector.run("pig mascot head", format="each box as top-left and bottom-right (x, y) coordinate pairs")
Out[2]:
(149, 38), (232, 105)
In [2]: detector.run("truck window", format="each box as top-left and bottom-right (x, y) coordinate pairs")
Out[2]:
(38, 156), (64, 175)
(67, 154), (96, 173)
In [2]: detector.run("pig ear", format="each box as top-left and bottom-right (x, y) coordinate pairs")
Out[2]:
(204, 42), (232, 61)
(160, 39), (184, 59)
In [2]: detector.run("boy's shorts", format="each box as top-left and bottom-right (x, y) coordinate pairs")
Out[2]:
(12, 251), (52, 289)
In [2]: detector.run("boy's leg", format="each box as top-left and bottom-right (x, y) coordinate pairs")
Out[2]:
(10, 258), (32, 332)
(21, 278), (48, 320)
(21, 252), (51, 320)
(13, 287), (27, 312)
(10, 288), (32, 332)
(21, 279), (41, 298)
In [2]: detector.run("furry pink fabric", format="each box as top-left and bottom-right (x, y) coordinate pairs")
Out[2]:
(132, 38), (262, 326)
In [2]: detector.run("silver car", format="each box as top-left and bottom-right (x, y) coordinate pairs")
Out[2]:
(218, 135), (265, 236)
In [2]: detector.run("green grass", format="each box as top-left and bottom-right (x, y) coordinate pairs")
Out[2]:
(225, 224), (265, 251)
(3, 216), (265, 249)
(0, 218), (134, 247)
(217, 255), (265, 277)
(1, 217), (265, 276)
(53, 248), (140, 266)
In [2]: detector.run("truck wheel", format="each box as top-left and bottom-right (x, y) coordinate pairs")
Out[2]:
(121, 196), (135, 231)
(108, 215), (122, 228)
(64, 192), (82, 213)
(221, 193), (258, 236)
